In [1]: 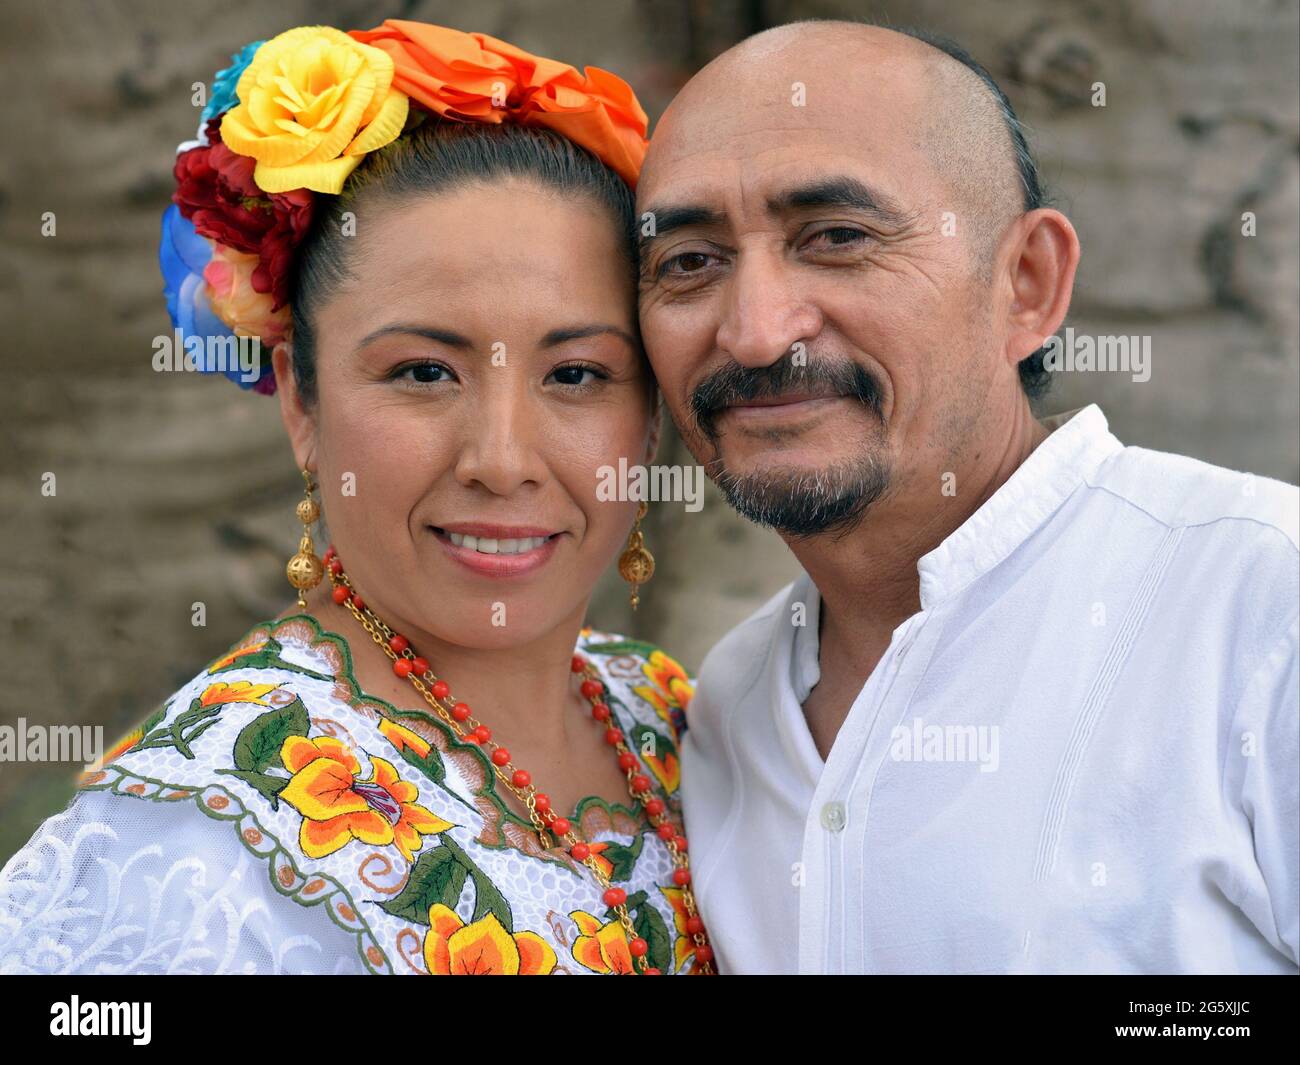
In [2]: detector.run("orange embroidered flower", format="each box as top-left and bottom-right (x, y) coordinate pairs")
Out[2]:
(570, 910), (636, 974)
(220, 26), (409, 194)
(278, 736), (453, 860)
(198, 680), (280, 707)
(660, 886), (708, 974)
(81, 726), (145, 779)
(100, 729), (143, 765)
(378, 717), (431, 759)
(348, 20), (648, 188)
(423, 905), (556, 975)
(634, 650), (694, 721)
(207, 641), (269, 673)
(642, 745), (680, 796)
(580, 840), (614, 880)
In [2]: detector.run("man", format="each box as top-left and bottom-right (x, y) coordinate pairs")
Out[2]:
(637, 20), (1298, 973)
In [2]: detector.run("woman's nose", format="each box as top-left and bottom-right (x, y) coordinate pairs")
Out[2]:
(452, 389), (549, 495)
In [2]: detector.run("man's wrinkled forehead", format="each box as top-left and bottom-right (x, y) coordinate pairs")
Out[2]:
(638, 46), (931, 216)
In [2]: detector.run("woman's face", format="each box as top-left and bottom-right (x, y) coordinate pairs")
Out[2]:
(278, 179), (658, 650)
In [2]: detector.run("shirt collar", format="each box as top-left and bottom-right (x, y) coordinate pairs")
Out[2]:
(787, 403), (1121, 702)
(916, 403), (1122, 608)
(790, 574), (823, 705)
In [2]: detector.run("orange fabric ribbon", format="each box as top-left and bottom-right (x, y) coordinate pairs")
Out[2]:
(348, 20), (649, 188)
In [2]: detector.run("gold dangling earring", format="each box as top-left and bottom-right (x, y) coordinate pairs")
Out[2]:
(286, 468), (324, 608)
(618, 501), (655, 611)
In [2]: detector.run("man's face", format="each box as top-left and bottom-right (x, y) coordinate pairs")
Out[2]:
(637, 49), (1002, 535)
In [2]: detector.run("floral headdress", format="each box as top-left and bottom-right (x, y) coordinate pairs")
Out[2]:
(160, 20), (649, 394)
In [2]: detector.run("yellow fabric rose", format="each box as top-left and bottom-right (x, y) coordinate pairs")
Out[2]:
(219, 26), (409, 195)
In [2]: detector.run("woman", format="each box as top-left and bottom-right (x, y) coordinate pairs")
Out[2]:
(0, 20), (711, 975)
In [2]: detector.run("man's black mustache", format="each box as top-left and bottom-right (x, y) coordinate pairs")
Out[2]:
(689, 354), (884, 439)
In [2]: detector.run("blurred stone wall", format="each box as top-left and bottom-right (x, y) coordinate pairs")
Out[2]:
(0, 0), (1296, 859)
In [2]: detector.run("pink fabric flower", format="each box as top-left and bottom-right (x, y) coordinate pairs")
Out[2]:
(203, 243), (290, 349)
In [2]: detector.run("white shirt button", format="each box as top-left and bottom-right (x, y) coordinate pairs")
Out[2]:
(820, 801), (847, 832)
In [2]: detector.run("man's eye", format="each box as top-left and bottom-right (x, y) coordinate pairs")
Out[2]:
(810, 226), (868, 248)
(659, 250), (713, 277)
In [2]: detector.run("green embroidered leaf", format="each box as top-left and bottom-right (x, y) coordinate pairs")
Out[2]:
(380, 845), (470, 926)
(582, 639), (659, 659)
(135, 697), (222, 760)
(216, 768), (289, 809)
(605, 889), (673, 972)
(632, 898), (673, 973)
(600, 835), (644, 882)
(630, 722), (677, 767)
(466, 865), (513, 930)
(394, 738), (446, 786)
(136, 704), (167, 742)
(442, 837), (513, 932)
(397, 852), (513, 935)
(232, 698), (310, 773)
(380, 838), (514, 932)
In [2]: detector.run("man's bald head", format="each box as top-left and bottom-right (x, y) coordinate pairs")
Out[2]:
(655, 20), (1035, 261)
(642, 18), (1051, 394)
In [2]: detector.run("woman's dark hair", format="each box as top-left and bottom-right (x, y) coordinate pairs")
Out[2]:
(289, 118), (639, 402)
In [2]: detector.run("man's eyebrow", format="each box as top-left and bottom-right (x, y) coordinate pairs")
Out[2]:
(637, 204), (726, 253)
(767, 176), (909, 224)
(638, 179), (909, 255)
(357, 324), (472, 350)
(540, 324), (637, 349)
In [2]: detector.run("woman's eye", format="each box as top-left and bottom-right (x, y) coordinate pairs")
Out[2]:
(397, 362), (453, 384)
(549, 364), (604, 387)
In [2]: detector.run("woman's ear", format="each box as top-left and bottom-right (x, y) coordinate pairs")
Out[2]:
(273, 341), (317, 470)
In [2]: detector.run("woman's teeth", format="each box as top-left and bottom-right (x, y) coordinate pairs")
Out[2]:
(447, 532), (551, 555)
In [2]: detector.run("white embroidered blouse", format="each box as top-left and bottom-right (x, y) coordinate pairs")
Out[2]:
(0, 615), (700, 975)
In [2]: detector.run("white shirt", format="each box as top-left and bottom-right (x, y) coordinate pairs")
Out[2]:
(682, 404), (1299, 974)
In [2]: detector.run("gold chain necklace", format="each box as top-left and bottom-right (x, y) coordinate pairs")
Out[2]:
(323, 547), (716, 975)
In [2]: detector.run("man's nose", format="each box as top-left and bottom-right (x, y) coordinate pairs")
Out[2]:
(715, 247), (823, 368)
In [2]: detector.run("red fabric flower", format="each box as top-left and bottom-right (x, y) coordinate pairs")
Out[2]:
(172, 118), (314, 310)
(250, 186), (312, 309)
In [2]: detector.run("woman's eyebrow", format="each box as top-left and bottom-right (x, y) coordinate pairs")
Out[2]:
(356, 323), (637, 353)
(356, 324), (473, 351)
(540, 324), (637, 349)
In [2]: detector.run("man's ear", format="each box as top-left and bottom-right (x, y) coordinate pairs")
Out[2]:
(273, 341), (317, 470)
(1002, 207), (1080, 366)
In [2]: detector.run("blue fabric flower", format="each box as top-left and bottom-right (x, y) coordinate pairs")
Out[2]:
(202, 40), (264, 122)
(158, 204), (265, 389)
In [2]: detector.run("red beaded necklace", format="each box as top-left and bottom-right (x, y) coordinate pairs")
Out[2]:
(321, 546), (715, 975)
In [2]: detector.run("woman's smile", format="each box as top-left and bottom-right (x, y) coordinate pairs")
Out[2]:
(429, 522), (565, 578)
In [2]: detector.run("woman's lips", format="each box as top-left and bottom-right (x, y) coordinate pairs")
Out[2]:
(429, 525), (562, 578)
